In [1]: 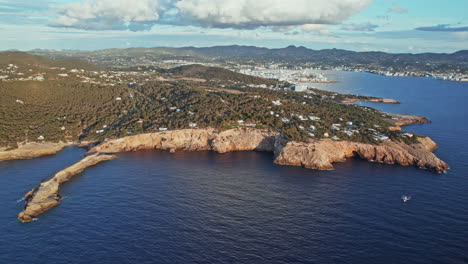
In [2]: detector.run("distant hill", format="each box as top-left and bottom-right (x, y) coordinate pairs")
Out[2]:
(28, 45), (468, 73)
(0, 51), (104, 71)
(162, 64), (277, 85)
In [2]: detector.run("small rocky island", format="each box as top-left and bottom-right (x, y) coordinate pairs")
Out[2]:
(0, 52), (448, 222)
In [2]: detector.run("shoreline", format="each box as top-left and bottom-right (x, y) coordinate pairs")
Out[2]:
(88, 127), (448, 173)
(341, 97), (400, 104)
(15, 126), (449, 222)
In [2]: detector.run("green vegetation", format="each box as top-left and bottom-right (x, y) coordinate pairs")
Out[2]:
(160, 64), (279, 85)
(0, 52), (418, 148)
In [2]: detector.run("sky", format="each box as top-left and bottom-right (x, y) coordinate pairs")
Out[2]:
(0, 0), (467, 53)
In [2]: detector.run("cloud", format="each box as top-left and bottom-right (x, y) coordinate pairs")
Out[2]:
(341, 22), (378, 32)
(50, 0), (171, 31)
(415, 24), (468, 32)
(300, 24), (331, 35)
(271, 26), (297, 33)
(51, 0), (372, 31)
(387, 7), (407, 14)
(175, 0), (372, 29)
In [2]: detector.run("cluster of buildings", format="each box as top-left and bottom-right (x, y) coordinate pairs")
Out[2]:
(334, 66), (468, 82)
(0, 64), (47, 81)
(238, 67), (333, 91)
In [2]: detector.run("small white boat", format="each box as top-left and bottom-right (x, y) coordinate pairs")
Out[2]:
(401, 195), (411, 203)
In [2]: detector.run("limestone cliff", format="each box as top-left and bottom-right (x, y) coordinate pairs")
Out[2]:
(89, 127), (448, 173)
(211, 129), (277, 153)
(18, 153), (116, 222)
(90, 129), (216, 153)
(89, 128), (278, 154)
(274, 137), (448, 173)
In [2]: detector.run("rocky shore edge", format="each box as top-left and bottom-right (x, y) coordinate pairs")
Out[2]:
(12, 115), (449, 222)
(0, 142), (70, 161)
(342, 97), (400, 104)
(88, 127), (448, 174)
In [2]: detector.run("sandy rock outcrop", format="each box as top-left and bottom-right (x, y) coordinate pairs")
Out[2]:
(211, 129), (278, 153)
(274, 137), (448, 173)
(90, 129), (217, 153)
(0, 142), (68, 161)
(18, 153), (116, 222)
(90, 128), (278, 154)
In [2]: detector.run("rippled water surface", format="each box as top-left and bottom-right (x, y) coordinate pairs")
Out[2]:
(1, 72), (467, 264)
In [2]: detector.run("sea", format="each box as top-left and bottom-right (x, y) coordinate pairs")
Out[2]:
(0, 71), (467, 264)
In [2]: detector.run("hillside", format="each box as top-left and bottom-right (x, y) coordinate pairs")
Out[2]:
(0, 51), (103, 71)
(0, 52), (421, 149)
(161, 64), (279, 85)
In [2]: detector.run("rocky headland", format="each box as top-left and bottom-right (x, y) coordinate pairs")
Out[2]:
(89, 127), (448, 173)
(384, 113), (431, 130)
(18, 153), (116, 222)
(274, 136), (447, 173)
(0, 142), (68, 161)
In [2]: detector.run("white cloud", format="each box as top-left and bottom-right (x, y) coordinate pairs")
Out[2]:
(300, 24), (331, 35)
(175, 0), (373, 28)
(51, 0), (171, 31)
(50, 0), (372, 31)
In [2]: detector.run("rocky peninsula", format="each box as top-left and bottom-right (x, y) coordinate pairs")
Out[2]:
(18, 153), (116, 222)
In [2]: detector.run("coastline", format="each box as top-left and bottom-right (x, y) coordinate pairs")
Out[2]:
(341, 97), (400, 104)
(89, 127), (448, 173)
(384, 112), (431, 129)
(6, 100), (450, 222)
(15, 122), (449, 222)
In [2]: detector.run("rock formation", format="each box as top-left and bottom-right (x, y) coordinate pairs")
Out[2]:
(17, 127), (449, 222)
(18, 153), (116, 222)
(274, 137), (448, 173)
(89, 128), (278, 154)
(387, 113), (431, 127)
(0, 142), (68, 161)
(89, 127), (448, 173)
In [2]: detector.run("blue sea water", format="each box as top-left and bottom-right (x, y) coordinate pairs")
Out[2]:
(0, 72), (467, 264)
